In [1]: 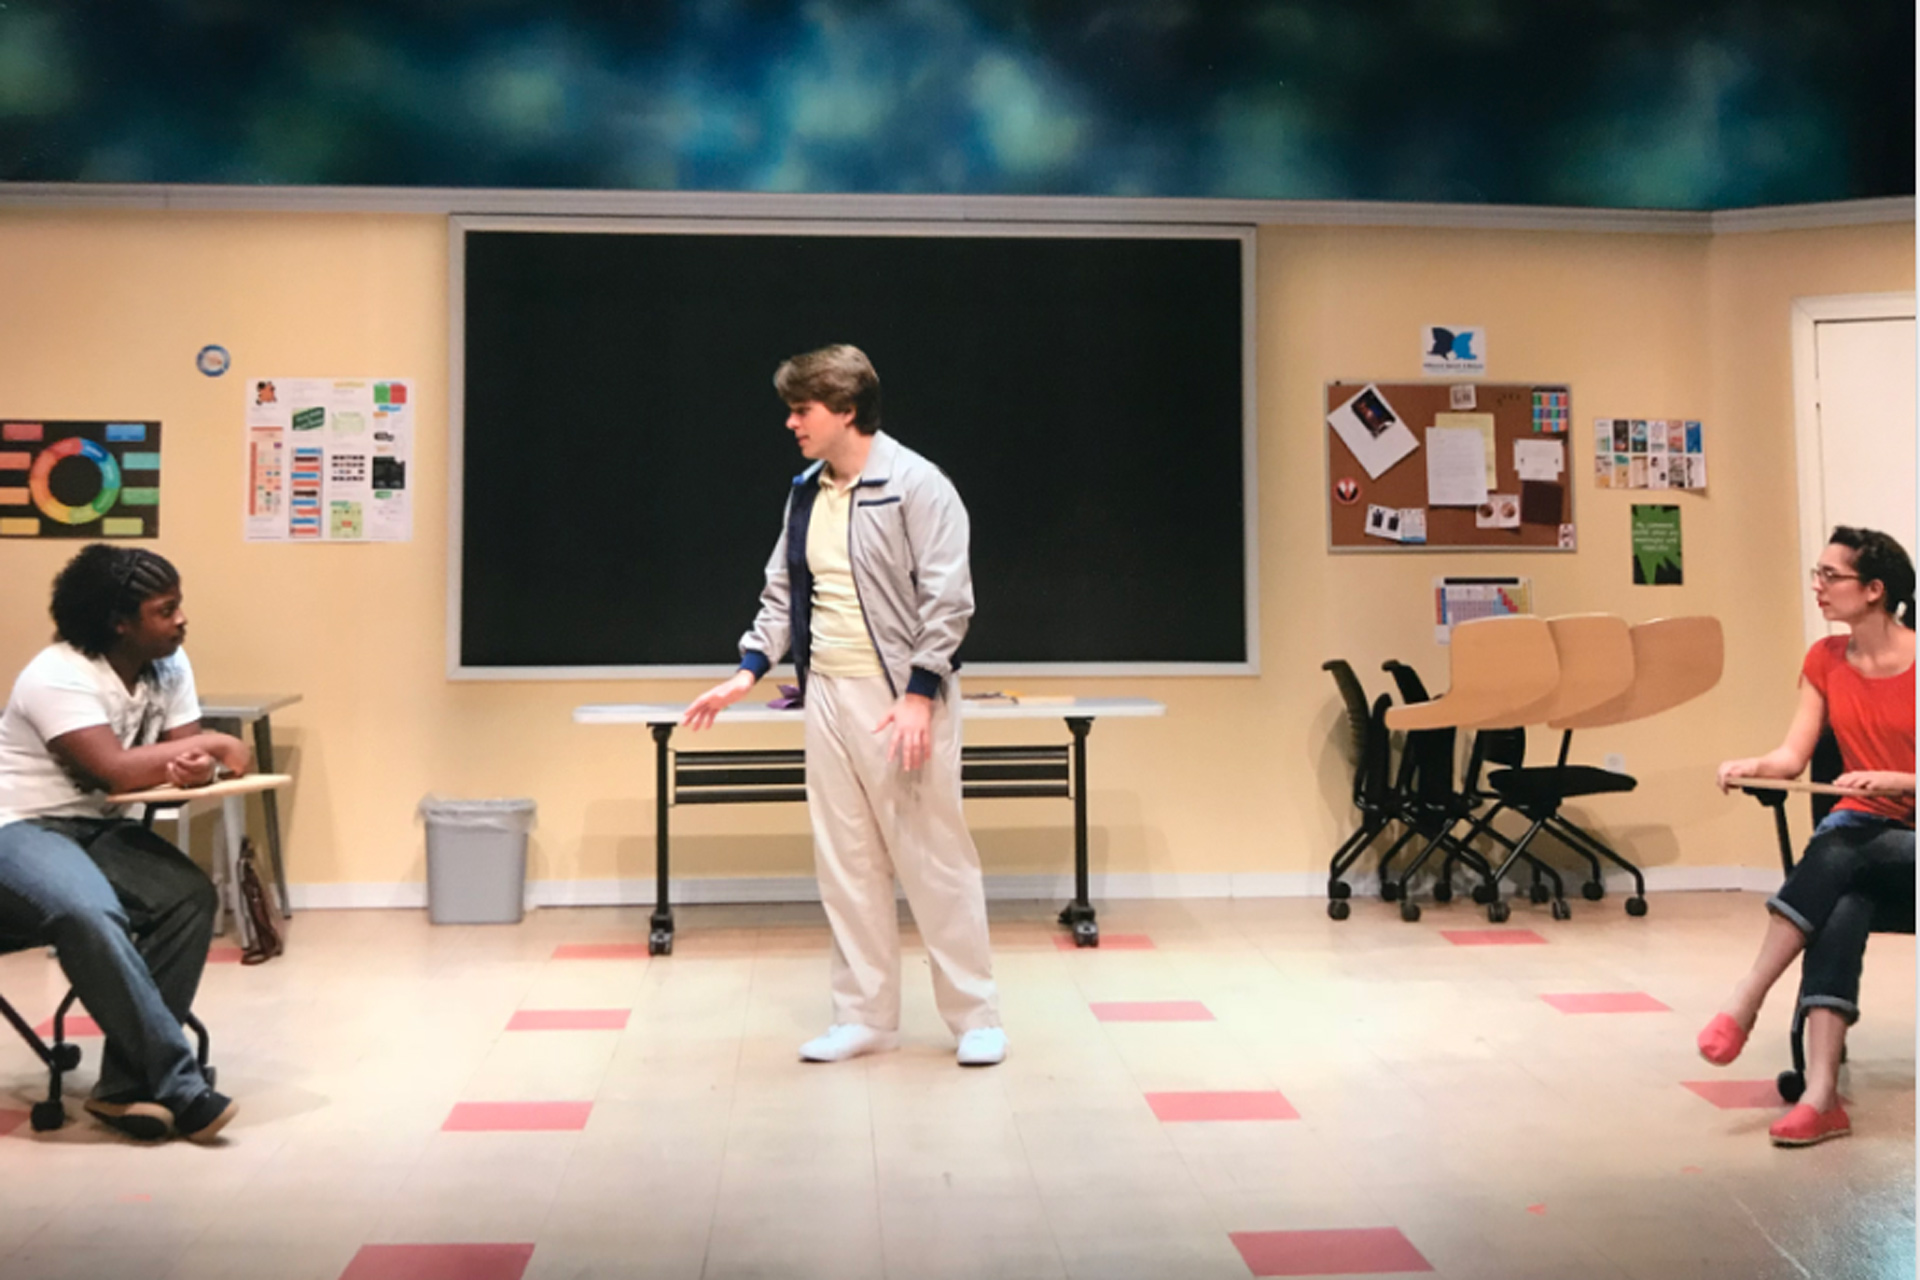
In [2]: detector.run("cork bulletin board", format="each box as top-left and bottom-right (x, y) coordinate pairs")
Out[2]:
(1325, 381), (1574, 551)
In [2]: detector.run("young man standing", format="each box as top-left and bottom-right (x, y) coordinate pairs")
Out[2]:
(685, 344), (1006, 1066)
(0, 545), (248, 1141)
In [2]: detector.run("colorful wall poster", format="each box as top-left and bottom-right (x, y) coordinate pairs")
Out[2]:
(0, 420), (162, 538)
(1433, 576), (1532, 644)
(245, 378), (412, 542)
(1592, 418), (1706, 491)
(1631, 504), (1684, 584)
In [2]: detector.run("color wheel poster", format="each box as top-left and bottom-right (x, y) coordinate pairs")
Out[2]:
(246, 378), (412, 542)
(0, 420), (162, 538)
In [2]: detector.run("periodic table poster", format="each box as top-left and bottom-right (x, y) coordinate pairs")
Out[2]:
(0, 420), (163, 538)
(244, 377), (413, 542)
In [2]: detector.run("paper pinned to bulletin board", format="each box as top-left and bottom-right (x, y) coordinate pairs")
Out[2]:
(0, 420), (163, 538)
(245, 378), (413, 542)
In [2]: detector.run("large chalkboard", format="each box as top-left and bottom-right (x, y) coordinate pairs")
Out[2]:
(451, 220), (1254, 678)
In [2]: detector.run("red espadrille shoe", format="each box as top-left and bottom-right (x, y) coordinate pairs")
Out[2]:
(1696, 1012), (1750, 1066)
(1769, 1103), (1851, 1147)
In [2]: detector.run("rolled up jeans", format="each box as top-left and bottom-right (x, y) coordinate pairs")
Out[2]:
(1770, 811), (1916, 1025)
(0, 818), (215, 1112)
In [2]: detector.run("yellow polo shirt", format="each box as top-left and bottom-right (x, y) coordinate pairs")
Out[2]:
(806, 473), (884, 678)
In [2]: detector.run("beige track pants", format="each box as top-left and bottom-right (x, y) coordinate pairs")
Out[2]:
(804, 672), (1000, 1035)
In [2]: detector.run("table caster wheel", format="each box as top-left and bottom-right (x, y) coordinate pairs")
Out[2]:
(1399, 900), (1422, 923)
(1581, 880), (1605, 901)
(1550, 898), (1572, 921)
(1327, 899), (1351, 921)
(52, 1043), (81, 1072)
(30, 1100), (64, 1132)
(1487, 901), (1511, 924)
(648, 929), (674, 956)
(1777, 1069), (1805, 1103)
(1072, 920), (1100, 947)
(1625, 897), (1648, 918)
(1432, 881), (1453, 904)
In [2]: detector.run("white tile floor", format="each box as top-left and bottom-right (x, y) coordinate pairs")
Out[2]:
(0, 892), (1912, 1280)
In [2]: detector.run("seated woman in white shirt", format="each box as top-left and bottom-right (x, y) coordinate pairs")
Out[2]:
(0, 545), (250, 1143)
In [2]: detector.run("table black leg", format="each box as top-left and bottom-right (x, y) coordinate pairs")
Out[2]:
(649, 723), (676, 955)
(251, 716), (292, 919)
(1056, 716), (1099, 947)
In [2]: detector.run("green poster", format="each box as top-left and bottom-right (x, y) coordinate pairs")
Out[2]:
(1631, 504), (1682, 585)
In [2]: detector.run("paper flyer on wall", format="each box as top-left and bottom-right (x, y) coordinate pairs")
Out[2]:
(1327, 384), (1418, 480)
(245, 378), (413, 542)
(1433, 577), (1532, 644)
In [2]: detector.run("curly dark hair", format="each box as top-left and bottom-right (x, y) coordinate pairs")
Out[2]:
(49, 544), (181, 657)
(1829, 526), (1915, 628)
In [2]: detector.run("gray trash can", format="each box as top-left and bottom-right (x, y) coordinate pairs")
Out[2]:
(419, 796), (535, 924)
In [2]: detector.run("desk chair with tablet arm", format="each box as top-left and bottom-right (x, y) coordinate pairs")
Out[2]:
(1321, 660), (1402, 920)
(0, 792), (217, 1133)
(1380, 616), (1563, 922)
(1734, 737), (1915, 1104)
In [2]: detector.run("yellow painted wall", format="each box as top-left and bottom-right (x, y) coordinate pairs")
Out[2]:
(0, 209), (1910, 891)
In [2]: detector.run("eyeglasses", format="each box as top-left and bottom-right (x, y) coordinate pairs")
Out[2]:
(1810, 567), (1861, 587)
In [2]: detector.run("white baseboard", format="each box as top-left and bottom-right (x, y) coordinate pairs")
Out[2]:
(284, 865), (1783, 911)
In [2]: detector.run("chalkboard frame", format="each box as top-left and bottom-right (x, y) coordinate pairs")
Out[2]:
(447, 215), (1259, 680)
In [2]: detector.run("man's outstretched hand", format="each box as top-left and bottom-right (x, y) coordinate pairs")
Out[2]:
(684, 670), (758, 731)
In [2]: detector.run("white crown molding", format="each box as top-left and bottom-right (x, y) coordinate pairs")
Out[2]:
(1710, 196), (1916, 234)
(1, 181), (1902, 235)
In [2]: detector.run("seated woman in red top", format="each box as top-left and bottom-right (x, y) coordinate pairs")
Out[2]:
(1700, 526), (1915, 1147)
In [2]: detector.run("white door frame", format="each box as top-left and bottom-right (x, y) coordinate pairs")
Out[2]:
(1789, 291), (1918, 644)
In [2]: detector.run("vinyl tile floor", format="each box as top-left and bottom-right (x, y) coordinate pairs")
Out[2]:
(0, 892), (1912, 1280)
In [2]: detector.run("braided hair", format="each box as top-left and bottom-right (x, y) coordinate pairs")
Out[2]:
(48, 544), (182, 657)
(1829, 526), (1915, 629)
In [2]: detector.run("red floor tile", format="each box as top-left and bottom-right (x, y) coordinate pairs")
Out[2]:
(0, 1108), (28, 1136)
(207, 945), (245, 964)
(1090, 1000), (1214, 1022)
(32, 1014), (100, 1037)
(338, 1242), (535, 1280)
(551, 943), (652, 960)
(1682, 1080), (1836, 1110)
(1054, 933), (1156, 950)
(1231, 1227), (1433, 1276)
(1540, 991), (1670, 1014)
(506, 1009), (631, 1032)
(1145, 1090), (1299, 1121)
(1440, 929), (1547, 946)
(442, 1101), (593, 1132)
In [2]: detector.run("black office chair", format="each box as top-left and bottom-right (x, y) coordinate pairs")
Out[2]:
(1322, 660), (1399, 919)
(1744, 732), (1915, 1103)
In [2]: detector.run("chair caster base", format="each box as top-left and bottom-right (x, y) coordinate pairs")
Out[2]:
(1581, 880), (1606, 901)
(1625, 897), (1648, 917)
(30, 1100), (64, 1132)
(1486, 901), (1511, 924)
(1327, 899), (1351, 921)
(1399, 900), (1422, 923)
(648, 929), (674, 956)
(1550, 898), (1572, 921)
(1777, 1069), (1806, 1103)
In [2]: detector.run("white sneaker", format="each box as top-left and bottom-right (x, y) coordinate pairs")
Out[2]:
(956, 1026), (1008, 1066)
(798, 1024), (899, 1063)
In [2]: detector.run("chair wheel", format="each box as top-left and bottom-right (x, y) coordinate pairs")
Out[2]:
(1399, 900), (1422, 923)
(1431, 881), (1453, 904)
(1328, 880), (1351, 901)
(1072, 920), (1100, 947)
(1380, 881), (1401, 902)
(1625, 897), (1648, 918)
(52, 1043), (81, 1072)
(648, 929), (674, 956)
(1529, 883), (1551, 905)
(1327, 899), (1351, 921)
(1486, 901), (1511, 924)
(1777, 1069), (1806, 1103)
(30, 1100), (64, 1132)
(1581, 880), (1605, 901)
(1471, 883), (1495, 905)
(1550, 898), (1572, 921)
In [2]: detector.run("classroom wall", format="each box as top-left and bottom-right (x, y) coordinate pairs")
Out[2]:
(0, 207), (1910, 899)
